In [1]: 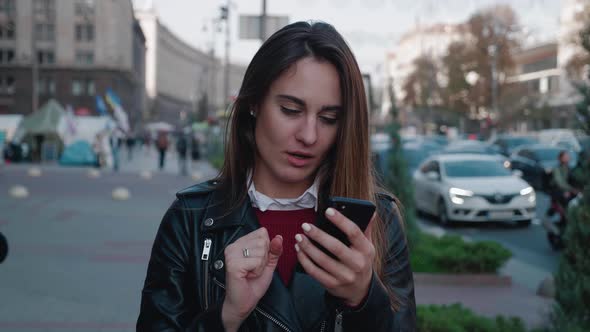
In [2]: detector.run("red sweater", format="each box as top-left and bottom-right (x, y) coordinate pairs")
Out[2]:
(254, 208), (316, 286)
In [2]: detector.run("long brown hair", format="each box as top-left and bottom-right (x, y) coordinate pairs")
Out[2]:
(215, 21), (403, 311)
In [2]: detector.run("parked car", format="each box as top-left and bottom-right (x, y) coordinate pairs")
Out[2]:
(538, 129), (582, 153)
(403, 142), (439, 175)
(509, 144), (578, 190)
(441, 140), (511, 168)
(489, 135), (538, 156)
(413, 154), (536, 226)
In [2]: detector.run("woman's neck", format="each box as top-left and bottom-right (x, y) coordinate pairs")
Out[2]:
(251, 170), (314, 199)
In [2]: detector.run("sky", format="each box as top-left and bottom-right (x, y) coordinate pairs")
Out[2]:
(132, 0), (562, 77)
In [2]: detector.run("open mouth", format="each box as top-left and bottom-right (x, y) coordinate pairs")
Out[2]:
(287, 152), (313, 159)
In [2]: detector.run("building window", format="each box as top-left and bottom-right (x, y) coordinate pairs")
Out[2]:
(86, 79), (95, 95)
(0, 20), (16, 40)
(0, 0), (16, 16)
(0, 75), (15, 94)
(35, 23), (55, 41)
(75, 0), (94, 16)
(38, 77), (55, 95)
(76, 51), (94, 65)
(72, 78), (94, 96)
(72, 79), (83, 96)
(33, 0), (55, 19)
(37, 50), (55, 64)
(0, 48), (15, 64)
(75, 24), (94, 42)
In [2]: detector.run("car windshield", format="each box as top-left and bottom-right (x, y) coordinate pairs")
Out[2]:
(533, 148), (562, 161)
(444, 160), (512, 177)
(505, 137), (536, 148)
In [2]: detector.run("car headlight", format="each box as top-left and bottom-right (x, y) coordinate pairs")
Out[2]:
(503, 160), (511, 169)
(449, 187), (474, 205)
(520, 186), (536, 203)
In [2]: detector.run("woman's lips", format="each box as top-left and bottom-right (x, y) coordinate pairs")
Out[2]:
(286, 152), (313, 168)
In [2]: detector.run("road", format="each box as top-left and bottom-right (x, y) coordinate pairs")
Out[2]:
(0, 157), (217, 332)
(417, 192), (560, 290)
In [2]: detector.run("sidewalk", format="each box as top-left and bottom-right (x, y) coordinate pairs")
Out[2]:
(415, 273), (553, 329)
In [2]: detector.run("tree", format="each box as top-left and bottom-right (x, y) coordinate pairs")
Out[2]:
(441, 41), (473, 114)
(552, 4), (590, 331)
(464, 4), (520, 118)
(384, 79), (419, 247)
(402, 55), (441, 109)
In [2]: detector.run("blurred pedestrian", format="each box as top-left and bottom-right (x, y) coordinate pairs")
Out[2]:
(138, 21), (415, 332)
(190, 135), (201, 161)
(156, 131), (168, 170)
(176, 132), (188, 176)
(126, 136), (136, 161)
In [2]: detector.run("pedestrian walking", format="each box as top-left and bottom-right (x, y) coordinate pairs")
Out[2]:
(176, 132), (188, 176)
(138, 21), (415, 331)
(155, 131), (168, 170)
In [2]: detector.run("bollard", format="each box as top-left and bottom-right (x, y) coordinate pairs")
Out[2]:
(140, 170), (152, 180)
(9, 185), (29, 198)
(112, 187), (131, 201)
(88, 169), (101, 178)
(28, 167), (42, 177)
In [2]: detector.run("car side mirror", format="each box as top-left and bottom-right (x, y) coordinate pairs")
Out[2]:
(426, 171), (440, 181)
(512, 169), (523, 177)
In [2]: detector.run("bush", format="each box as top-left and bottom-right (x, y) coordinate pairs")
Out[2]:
(411, 233), (512, 274)
(417, 304), (527, 332)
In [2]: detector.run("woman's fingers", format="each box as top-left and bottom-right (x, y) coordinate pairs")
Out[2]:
(295, 239), (341, 289)
(324, 208), (375, 257)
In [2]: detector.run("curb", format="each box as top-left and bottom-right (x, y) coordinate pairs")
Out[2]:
(414, 273), (512, 287)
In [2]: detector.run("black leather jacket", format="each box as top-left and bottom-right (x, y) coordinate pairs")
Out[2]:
(137, 181), (416, 331)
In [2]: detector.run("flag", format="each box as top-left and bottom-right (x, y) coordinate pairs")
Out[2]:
(105, 88), (122, 109)
(96, 96), (108, 116)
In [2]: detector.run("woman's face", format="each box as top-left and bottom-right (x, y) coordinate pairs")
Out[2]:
(253, 57), (341, 195)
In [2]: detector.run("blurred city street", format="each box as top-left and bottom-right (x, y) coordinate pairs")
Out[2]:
(0, 151), (216, 331)
(1, 152), (558, 330)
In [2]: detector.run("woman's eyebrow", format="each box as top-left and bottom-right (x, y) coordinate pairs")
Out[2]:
(277, 94), (342, 111)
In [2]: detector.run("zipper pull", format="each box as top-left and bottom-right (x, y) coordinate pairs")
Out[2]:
(334, 310), (343, 332)
(201, 238), (212, 261)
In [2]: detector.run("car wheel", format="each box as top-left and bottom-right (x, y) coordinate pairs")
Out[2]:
(438, 198), (451, 226)
(0, 232), (8, 264)
(517, 219), (532, 228)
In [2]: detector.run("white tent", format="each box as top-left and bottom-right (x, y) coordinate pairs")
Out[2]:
(0, 114), (23, 142)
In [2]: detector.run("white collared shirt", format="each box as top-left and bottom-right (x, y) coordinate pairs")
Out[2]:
(247, 175), (319, 212)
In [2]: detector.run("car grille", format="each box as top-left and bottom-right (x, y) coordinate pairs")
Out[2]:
(479, 193), (518, 204)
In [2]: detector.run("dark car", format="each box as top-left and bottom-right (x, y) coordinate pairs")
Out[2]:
(490, 135), (538, 156)
(509, 144), (578, 190)
(403, 142), (438, 175)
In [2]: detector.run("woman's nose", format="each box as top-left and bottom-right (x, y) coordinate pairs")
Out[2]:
(295, 117), (318, 146)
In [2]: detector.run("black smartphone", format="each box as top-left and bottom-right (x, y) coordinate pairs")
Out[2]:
(313, 197), (376, 258)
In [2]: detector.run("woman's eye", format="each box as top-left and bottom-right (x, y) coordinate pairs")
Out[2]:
(280, 106), (300, 115)
(320, 116), (338, 125)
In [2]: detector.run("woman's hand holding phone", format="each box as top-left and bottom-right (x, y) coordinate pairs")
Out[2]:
(295, 207), (376, 307)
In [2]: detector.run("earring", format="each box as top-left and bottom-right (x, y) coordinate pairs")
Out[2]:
(250, 110), (256, 117)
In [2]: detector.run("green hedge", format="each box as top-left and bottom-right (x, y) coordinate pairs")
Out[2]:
(418, 304), (528, 332)
(411, 233), (512, 274)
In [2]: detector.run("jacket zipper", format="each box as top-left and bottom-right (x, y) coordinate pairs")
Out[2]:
(201, 238), (212, 310)
(212, 278), (293, 332)
(320, 320), (326, 332)
(334, 309), (343, 332)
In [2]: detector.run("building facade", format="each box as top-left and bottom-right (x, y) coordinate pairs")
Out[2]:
(135, 6), (246, 126)
(0, 0), (146, 128)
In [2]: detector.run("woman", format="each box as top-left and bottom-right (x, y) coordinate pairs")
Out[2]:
(137, 21), (415, 331)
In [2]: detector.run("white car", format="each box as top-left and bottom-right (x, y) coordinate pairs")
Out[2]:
(413, 154), (536, 226)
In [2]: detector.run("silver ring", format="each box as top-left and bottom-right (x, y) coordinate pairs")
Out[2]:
(242, 248), (250, 258)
